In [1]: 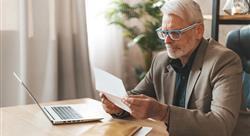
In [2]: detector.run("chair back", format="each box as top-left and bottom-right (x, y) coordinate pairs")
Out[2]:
(226, 25), (250, 108)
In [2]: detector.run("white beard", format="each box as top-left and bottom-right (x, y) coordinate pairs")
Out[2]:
(166, 47), (185, 59)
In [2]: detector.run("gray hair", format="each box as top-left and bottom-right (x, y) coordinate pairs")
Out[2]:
(161, 0), (204, 23)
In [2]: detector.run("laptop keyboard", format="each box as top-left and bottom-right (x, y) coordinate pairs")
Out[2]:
(51, 106), (82, 120)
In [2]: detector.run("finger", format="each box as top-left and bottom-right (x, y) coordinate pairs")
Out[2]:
(103, 105), (117, 114)
(123, 97), (151, 117)
(102, 96), (110, 104)
(128, 94), (147, 99)
(99, 92), (107, 98)
(100, 95), (106, 103)
(102, 103), (122, 114)
(103, 97), (118, 108)
(130, 109), (147, 119)
(123, 97), (144, 107)
(100, 93), (108, 103)
(125, 95), (150, 106)
(99, 93), (103, 98)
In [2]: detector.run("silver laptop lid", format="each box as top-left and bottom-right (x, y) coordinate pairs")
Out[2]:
(13, 72), (52, 121)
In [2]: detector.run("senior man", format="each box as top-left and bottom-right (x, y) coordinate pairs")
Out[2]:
(100, 0), (248, 136)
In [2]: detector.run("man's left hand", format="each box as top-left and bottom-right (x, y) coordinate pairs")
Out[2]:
(122, 94), (168, 120)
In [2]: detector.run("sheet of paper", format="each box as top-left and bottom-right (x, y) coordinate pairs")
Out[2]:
(94, 67), (131, 113)
(134, 127), (152, 136)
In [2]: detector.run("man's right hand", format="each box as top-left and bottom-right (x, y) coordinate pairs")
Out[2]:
(99, 93), (123, 114)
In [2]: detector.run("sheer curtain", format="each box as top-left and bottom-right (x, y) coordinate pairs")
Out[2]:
(1, 0), (97, 107)
(86, 0), (124, 79)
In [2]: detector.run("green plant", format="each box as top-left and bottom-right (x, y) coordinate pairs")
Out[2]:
(106, 0), (165, 81)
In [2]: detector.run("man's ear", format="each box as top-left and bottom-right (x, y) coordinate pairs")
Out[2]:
(195, 23), (204, 39)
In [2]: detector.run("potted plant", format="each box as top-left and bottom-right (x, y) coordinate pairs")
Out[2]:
(106, 0), (165, 81)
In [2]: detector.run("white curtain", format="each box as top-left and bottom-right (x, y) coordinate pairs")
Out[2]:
(86, 0), (124, 79)
(1, 0), (98, 106)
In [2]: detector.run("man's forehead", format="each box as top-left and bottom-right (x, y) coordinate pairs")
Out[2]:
(162, 14), (187, 29)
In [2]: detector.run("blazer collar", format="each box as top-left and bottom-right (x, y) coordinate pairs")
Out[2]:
(164, 38), (208, 72)
(185, 38), (209, 108)
(163, 38), (209, 105)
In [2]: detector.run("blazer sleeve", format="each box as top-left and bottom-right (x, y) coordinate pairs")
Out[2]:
(128, 56), (158, 98)
(112, 55), (159, 119)
(167, 50), (243, 136)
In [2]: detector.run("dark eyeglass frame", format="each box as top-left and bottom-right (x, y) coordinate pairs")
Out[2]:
(156, 23), (199, 41)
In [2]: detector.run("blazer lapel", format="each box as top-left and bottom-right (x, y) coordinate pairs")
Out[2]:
(185, 69), (201, 108)
(185, 39), (209, 108)
(163, 64), (176, 105)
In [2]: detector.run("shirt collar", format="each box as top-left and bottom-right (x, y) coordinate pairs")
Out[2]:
(169, 41), (201, 73)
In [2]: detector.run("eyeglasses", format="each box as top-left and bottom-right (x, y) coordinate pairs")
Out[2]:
(156, 23), (198, 41)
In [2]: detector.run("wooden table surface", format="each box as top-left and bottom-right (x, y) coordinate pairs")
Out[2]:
(0, 98), (169, 136)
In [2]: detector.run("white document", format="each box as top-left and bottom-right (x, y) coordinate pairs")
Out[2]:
(94, 67), (131, 113)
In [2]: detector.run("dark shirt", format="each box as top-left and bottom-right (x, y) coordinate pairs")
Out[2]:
(170, 44), (200, 107)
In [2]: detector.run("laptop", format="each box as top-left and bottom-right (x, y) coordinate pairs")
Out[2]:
(13, 72), (104, 125)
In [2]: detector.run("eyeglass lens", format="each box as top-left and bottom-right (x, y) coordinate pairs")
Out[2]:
(157, 31), (181, 40)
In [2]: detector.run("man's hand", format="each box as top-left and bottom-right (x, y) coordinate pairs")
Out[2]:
(99, 93), (123, 114)
(123, 94), (168, 121)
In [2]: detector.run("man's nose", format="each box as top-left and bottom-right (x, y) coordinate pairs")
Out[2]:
(164, 35), (172, 44)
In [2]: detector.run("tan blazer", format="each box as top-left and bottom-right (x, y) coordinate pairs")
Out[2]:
(131, 38), (250, 136)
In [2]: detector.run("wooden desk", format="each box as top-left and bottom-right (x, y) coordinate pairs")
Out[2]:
(0, 98), (169, 136)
